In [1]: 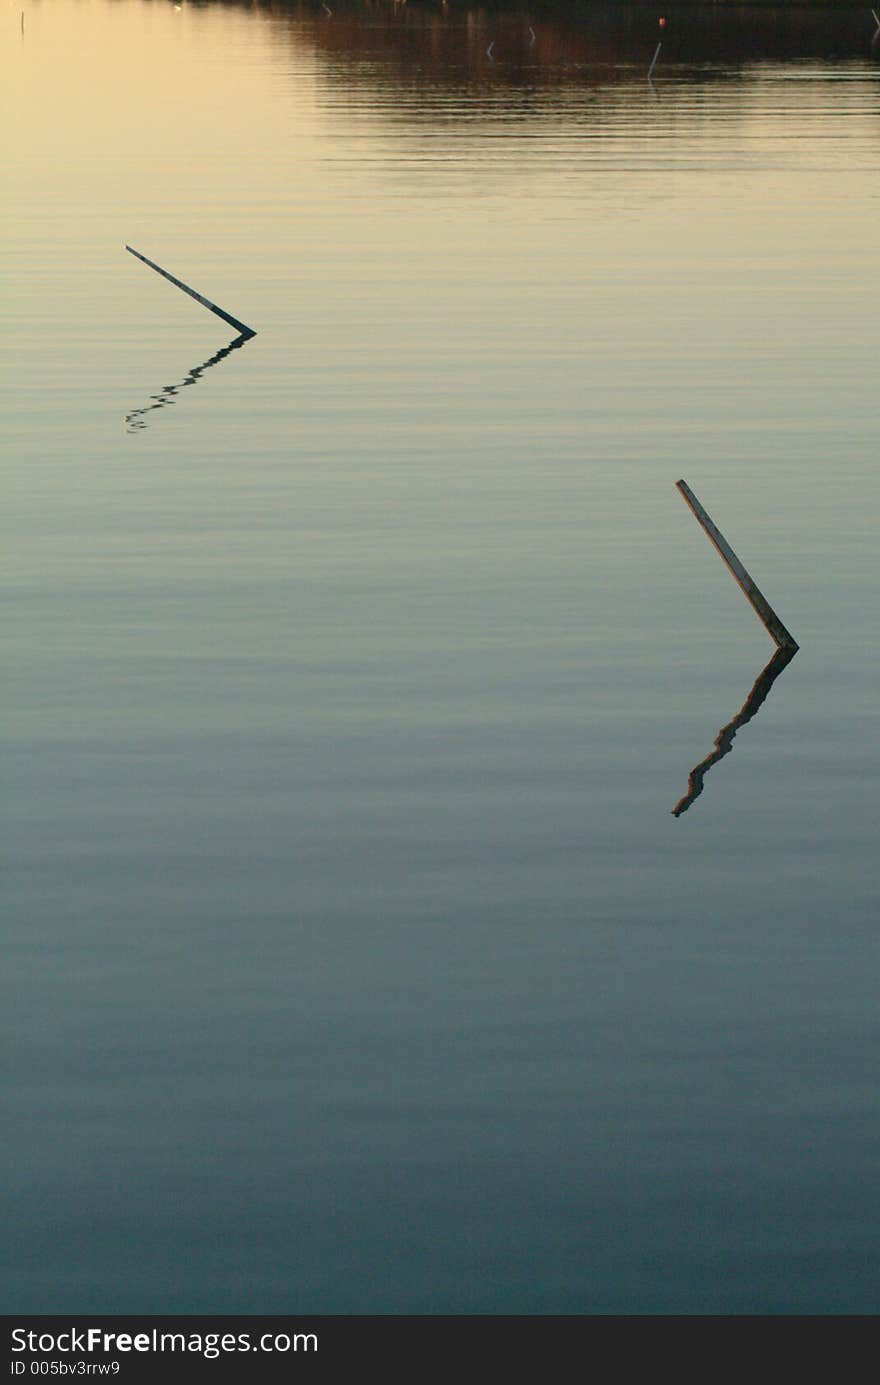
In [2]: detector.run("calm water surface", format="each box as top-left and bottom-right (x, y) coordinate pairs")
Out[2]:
(3, 0), (880, 1313)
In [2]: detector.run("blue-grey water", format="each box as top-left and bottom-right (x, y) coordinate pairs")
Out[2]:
(4, 0), (879, 1314)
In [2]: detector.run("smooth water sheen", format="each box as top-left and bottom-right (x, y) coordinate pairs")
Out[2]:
(3, 0), (880, 1314)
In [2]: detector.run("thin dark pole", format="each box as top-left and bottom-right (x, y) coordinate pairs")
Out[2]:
(676, 480), (798, 650)
(125, 245), (256, 339)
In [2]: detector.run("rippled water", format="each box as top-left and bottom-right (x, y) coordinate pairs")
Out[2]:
(4, 0), (880, 1313)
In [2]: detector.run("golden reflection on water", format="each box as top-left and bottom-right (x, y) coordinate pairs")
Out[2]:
(6, 0), (880, 1321)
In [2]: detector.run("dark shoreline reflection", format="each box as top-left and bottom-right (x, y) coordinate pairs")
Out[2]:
(203, 1), (880, 93)
(125, 333), (252, 434)
(672, 642), (798, 817)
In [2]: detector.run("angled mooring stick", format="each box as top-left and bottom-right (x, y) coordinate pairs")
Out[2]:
(676, 480), (797, 650)
(647, 17), (666, 79)
(125, 246), (256, 339)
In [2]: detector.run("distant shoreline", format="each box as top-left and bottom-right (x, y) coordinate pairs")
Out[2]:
(374, 0), (880, 19)
(406, 1), (879, 10)
(254, 0), (880, 16)
(398, 1), (876, 7)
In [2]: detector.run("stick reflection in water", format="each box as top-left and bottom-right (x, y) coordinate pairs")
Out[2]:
(125, 333), (252, 433)
(671, 642), (798, 817)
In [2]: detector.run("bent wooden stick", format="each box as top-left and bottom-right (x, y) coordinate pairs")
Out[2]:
(125, 245), (256, 339)
(676, 480), (797, 650)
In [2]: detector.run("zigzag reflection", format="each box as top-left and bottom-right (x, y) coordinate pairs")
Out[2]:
(672, 643), (798, 818)
(126, 333), (252, 433)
